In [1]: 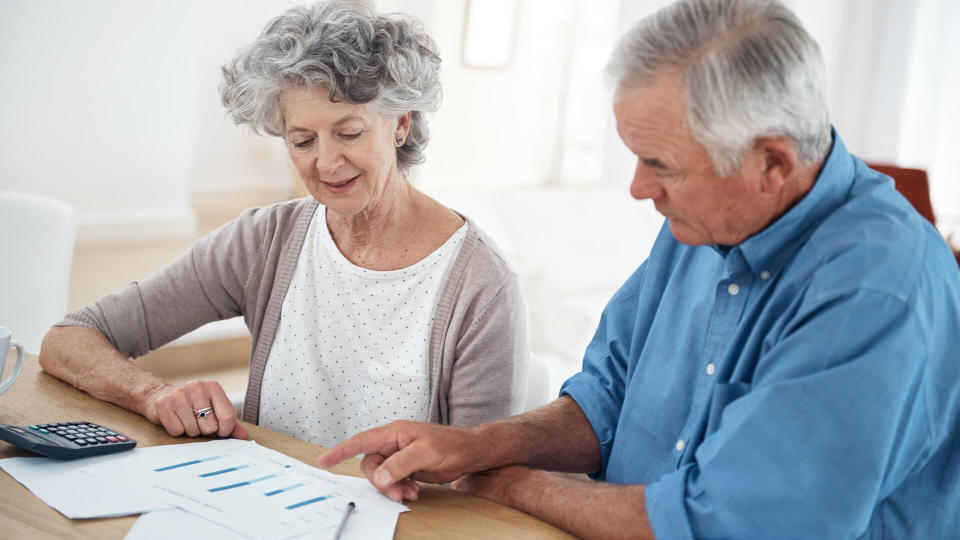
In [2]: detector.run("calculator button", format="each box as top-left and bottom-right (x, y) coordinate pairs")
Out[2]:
(95, 437), (108, 443)
(105, 436), (118, 443)
(65, 434), (76, 440)
(117, 436), (129, 442)
(85, 438), (99, 445)
(74, 439), (87, 446)
(39, 428), (50, 434)
(28, 425), (39, 430)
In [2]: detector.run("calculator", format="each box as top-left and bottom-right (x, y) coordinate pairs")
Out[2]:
(0, 421), (136, 460)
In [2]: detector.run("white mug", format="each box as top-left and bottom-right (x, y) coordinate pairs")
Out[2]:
(1, 327), (25, 396)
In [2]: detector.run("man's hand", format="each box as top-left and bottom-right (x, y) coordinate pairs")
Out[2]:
(452, 464), (534, 507)
(318, 420), (488, 502)
(143, 380), (248, 440)
(461, 466), (655, 540)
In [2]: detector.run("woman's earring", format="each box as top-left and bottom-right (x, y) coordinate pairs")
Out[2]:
(395, 136), (404, 147)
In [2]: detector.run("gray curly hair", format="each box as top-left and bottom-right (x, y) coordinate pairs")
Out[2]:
(607, 0), (831, 177)
(219, 0), (442, 173)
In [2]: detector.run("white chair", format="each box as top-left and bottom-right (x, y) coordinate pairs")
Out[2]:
(0, 192), (76, 354)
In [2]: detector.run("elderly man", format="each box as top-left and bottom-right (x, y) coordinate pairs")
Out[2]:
(319, 0), (960, 537)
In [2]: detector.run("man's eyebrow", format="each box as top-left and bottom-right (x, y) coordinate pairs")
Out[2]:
(641, 158), (668, 169)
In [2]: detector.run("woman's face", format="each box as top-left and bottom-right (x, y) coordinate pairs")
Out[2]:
(281, 86), (410, 219)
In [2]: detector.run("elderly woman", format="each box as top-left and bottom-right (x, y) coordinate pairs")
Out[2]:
(39, 1), (527, 450)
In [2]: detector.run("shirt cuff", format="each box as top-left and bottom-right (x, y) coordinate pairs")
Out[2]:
(560, 372), (621, 480)
(645, 465), (695, 540)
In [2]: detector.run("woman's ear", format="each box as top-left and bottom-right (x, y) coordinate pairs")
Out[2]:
(754, 136), (798, 194)
(396, 112), (412, 139)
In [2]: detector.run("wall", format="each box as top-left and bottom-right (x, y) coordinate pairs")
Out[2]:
(0, 0), (292, 245)
(787, 0), (959, 233)
(2, 1), (956, 245)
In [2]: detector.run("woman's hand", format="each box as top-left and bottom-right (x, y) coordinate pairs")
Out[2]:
(143, 380), (248, 439)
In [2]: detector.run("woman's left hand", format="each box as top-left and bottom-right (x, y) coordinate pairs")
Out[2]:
(143, 379), (249, 439)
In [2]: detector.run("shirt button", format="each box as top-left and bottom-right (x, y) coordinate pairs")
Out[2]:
(727, 283), (740, 295)
(675, 439), (685, 452)
(706, 363), (716, 376)
(760, 270), (771, 280)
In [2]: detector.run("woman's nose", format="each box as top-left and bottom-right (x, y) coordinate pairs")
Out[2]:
(314, 138), (344, 175)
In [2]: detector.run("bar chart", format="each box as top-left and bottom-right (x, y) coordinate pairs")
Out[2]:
(80, 439), (407, 539)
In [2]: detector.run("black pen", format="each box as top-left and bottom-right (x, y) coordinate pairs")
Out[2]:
(333, 501), (355, 540)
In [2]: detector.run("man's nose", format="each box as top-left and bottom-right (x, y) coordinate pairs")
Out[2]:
(630, 162), (664, 200)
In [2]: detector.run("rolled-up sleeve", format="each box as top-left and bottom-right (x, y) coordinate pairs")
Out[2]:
(561, 266), (645, 478)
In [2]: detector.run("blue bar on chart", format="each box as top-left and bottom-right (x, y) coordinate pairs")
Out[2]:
(199, 464), (251, 477)
(265, 483), (306, 496)
(208, 474), (278, 492)
(154, 455), (224, 472)
(285, 495), (331, 510)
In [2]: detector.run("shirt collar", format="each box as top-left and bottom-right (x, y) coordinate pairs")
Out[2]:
(729, 128), (854, 278)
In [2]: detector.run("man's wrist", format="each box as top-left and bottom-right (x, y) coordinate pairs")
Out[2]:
(468, 421), (517, 471)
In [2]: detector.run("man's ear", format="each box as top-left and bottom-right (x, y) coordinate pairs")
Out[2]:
(754, 136), (798, 194)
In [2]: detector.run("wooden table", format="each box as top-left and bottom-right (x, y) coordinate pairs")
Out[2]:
(0, 355), (571, 539)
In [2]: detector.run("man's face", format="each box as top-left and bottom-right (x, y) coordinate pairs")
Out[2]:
(614, 70), (777, 246)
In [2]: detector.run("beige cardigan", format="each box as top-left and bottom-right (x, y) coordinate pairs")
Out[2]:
(60, 198), (528, 427)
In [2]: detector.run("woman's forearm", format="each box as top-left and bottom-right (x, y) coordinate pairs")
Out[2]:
(38, 325), (170, 421)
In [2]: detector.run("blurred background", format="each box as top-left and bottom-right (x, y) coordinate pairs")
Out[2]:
(1, 0), (957, 402)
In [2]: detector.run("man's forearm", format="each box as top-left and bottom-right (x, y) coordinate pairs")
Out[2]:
(457, 466), (654, 540)
(38, 326), (169, 419)
(471, 395), (602, 474)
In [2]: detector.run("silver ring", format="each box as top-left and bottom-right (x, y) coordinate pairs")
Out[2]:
(194, 406), (215, 419)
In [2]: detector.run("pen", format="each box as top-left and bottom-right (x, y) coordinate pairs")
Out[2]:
(333, 501), (355, 540)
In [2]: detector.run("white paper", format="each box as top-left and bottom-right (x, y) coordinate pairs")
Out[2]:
(0, 453), (171, 518)
(125, 507), (399, 540)
(81, 439), (405, 540)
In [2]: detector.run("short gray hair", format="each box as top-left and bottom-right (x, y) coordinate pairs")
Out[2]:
(607, 0), (831, 176)
(219, 0), (442, 173)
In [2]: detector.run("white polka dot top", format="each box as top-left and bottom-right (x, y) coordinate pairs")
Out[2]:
(259, 205), (467, 447)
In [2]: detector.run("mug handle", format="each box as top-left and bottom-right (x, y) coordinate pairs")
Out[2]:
(0, 341), (25, 394)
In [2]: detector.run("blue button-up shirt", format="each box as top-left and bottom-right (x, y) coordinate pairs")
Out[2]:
(561, 133), (960, 538)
